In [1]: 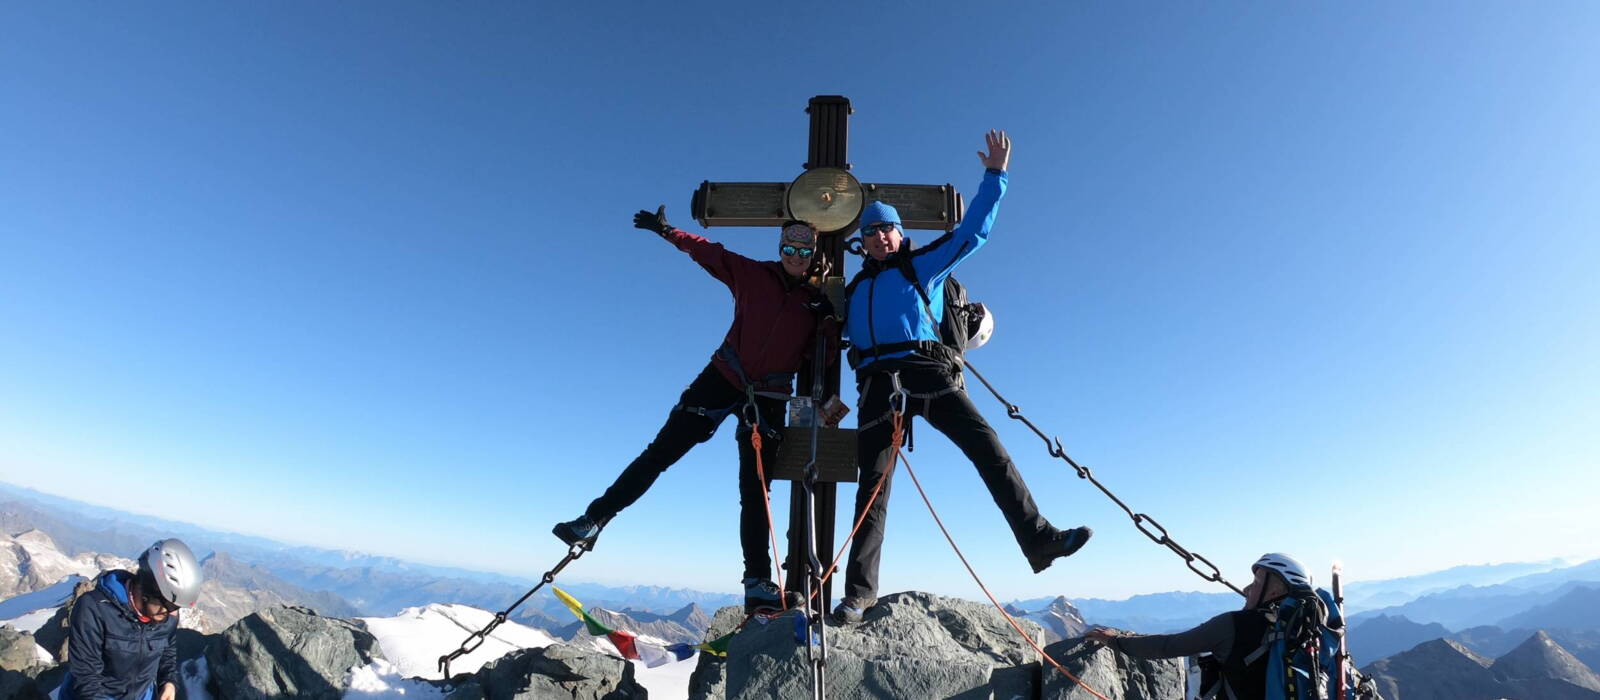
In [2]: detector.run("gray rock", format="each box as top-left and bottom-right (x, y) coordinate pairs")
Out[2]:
(687, 604), (747, 700)
(698, 591), (1189, 700)
(727, 591), (1046, 700)
(1039, 637), (1185, 700)
(444, 643), (646, 700)
(31, 576), (95, 662)
(204, 605), (382, 700)
(0, 624), (42, 671)
(0, 626), (51, 700)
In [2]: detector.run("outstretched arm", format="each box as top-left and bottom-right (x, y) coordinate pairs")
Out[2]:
(633, 205), (757, 290)
(1088, 612), (1236, 660)
(909, 130), (1011, 285)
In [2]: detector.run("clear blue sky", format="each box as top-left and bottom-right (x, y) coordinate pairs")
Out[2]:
(3, 2), (1596, 601)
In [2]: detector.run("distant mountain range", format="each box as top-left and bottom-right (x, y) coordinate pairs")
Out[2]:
(0, 482), (739, 622)
(1364, 632), (1600, 699)
(6, 478), (1600, 691)
(1339, 559), (1572, 612)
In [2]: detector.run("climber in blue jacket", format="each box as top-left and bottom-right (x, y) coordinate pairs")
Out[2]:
(59, 539), (203, 700)
(833, 130), (1093, 625)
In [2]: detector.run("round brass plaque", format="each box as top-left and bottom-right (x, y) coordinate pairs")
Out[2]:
(786, 167), (864, 234)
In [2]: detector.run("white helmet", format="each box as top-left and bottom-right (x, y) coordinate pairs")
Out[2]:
(138, 538), (204, 608)
(1253, 552), (1313, 591)
(962, 303), (996, 350)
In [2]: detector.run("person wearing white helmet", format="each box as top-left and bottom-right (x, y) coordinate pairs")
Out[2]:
(59, 538), (203, 700)
(1085, 553), (1312, 700)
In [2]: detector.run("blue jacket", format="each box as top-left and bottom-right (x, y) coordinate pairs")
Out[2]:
(845, 169), (1006, 369)
(60, 570), (177, 700)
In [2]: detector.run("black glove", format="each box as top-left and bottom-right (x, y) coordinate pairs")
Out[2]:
(633, 206), (671, 235)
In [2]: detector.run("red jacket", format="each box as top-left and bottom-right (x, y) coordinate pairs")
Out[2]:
(662, 228), (829, 392)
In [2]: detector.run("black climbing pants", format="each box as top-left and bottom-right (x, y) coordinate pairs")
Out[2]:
(842, 364), (1051, 602)
(584, 363), (789, 582)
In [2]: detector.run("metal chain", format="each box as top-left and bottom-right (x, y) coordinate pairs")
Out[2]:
(962, 361), (1245, 597)
(438, 541), (593, 678)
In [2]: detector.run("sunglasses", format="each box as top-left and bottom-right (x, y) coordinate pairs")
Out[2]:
(142, 591), (179, 617)
(862, 222), (898, 235)
(780, 244), (815, 258)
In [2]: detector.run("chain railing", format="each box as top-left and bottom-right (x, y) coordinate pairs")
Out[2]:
(962, 360), (1245, 597)
(438, 541), (593, 679)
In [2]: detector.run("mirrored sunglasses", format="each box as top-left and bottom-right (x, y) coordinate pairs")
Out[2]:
(780, 244), (815, 258)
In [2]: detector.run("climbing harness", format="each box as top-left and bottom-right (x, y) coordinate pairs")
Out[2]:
(855, 371), (962, 436)
(438, 541), (593, 679)
(961, 359), (1246, 597)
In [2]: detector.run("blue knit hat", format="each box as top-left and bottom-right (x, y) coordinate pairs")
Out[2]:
(859, 201), (902, 231)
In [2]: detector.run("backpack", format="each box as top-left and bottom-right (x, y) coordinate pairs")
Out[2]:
(1242, 589), (1376, 700)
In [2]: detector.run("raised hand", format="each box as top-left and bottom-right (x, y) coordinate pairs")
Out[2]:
(633, 205), (671, 234)
(977, 129), (1011, 171)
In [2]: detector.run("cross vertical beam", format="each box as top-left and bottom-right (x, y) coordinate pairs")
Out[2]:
(805, 96), (850, 171)
(790, 97), (851, 615)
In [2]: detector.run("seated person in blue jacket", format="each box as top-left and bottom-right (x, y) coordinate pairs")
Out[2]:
(832, 130), (1093, 625)
(59, 538), (203, 700)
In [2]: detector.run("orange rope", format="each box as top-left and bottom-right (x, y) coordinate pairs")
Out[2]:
(891, 439), (1111, 700)
(750, 424), (786, 609)
(805, 411), (903, 603)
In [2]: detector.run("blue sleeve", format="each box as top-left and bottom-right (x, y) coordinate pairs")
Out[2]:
(66, 598), (113, 699)
(909, 169), (1006, 287)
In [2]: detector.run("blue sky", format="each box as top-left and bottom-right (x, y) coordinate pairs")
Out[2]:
(2, 2), (1596, 601)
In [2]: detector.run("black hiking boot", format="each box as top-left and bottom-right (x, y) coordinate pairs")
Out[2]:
(1026, 526), (1093, 574)
(829, 596), (875, 626)
(552, 514), (603, 548)
(743, 578), (784, 614)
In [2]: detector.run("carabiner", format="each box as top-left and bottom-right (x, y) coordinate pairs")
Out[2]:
(888, 371), (909, 417)
(740, 385), (762, 426)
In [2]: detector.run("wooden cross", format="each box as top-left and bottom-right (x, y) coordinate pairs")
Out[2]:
(690, 95), (965, 607)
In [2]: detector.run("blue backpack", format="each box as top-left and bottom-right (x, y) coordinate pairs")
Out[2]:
(1248, 588), (1377, 700)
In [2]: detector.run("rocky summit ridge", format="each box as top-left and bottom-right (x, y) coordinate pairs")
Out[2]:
(4, 588), (1183, 699)
(687, 591), (1180, 700)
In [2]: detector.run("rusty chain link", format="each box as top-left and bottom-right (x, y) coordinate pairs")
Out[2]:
(438, 541), (593, 678)
(964, 361), (1245, 597)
